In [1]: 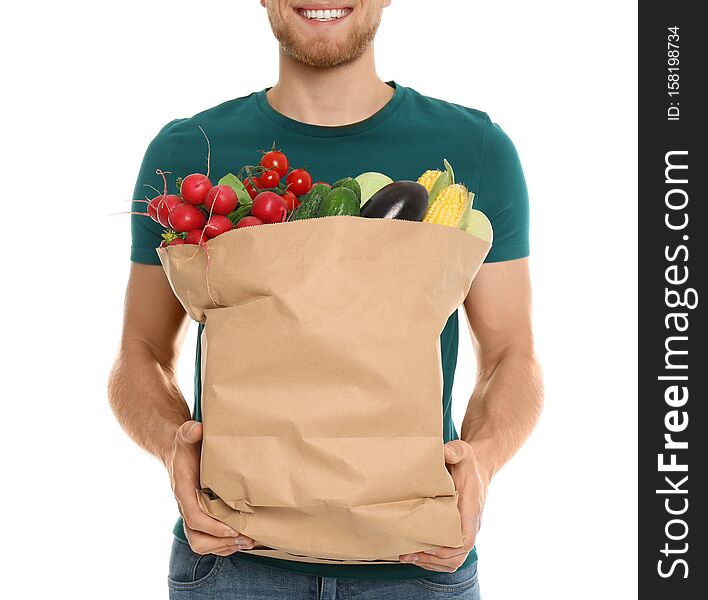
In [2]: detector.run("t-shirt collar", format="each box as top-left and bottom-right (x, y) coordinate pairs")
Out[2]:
(255, 81), (406, 138)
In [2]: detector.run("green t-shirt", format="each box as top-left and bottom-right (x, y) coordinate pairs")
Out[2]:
(129, 82), (530, 580)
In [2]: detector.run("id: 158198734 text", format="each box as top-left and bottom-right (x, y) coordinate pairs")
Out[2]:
(666, 26), (680, 121)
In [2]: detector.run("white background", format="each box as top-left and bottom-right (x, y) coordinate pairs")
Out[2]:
(2, 0), (637, 598)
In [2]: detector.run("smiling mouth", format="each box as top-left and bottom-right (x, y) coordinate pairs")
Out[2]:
(297, 7), (353, 22)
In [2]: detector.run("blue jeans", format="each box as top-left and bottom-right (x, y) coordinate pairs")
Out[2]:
(168, 536), (482, 599)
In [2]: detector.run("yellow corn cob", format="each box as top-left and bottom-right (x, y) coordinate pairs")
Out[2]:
(423, 183), (470, 227)
(417, 170), (443, 193)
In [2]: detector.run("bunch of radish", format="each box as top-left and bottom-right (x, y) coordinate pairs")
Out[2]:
(145, 141), (322, 248)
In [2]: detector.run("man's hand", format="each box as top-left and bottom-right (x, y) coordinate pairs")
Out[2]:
(109, 265), (259, 557)
(399, 439), (488, 572)
(168, 420), (256, 556)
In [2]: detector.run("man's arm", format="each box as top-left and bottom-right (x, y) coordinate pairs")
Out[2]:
(460, 257), (544, 479)
(400, 258), (544, 571)
(108, 263), (191, 465)
(107, 263), (254, 555)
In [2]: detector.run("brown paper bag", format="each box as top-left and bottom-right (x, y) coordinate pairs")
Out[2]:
(158, 216), (491, 564)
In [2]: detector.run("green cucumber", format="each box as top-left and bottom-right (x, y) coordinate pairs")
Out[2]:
(321, 186), (360, 217)
(290, 183), (330, 221)
(332, 177), (361, 204)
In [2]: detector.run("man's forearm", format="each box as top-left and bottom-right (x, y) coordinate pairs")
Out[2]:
(460, 349), (544, 481)
(107, 340), (192, 467)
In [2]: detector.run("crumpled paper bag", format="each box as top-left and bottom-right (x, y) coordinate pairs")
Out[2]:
(158, 216), (491, 563)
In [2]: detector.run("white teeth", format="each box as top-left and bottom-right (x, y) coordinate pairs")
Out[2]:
(301, 8), (350, 21)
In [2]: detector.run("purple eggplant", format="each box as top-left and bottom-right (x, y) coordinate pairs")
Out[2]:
(360, 181), (428, 221)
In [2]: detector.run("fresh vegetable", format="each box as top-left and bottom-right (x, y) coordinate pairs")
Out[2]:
(260, 149), (289, 178)
(134, 134), (492, 258)
(204, 185), (238, 215)
(185, 229), (208, 245)
(181, 173), (213, 205)
(286, 169), (312, 197)
(160, 230), (184, 246)
(417, 170), (443, 193)
(421, 160), (454, 207)
(416, 159), (477, 229)
(243, 179), (259, 199)
(154, 194), (184, 227)
(236, 216), (264, 228)
(280, 190), (300, 212)
(168, 203), (207, 233)
(360, 181), (428, 221)
(355, 172), (393, 206)
(462, 209), (493, 243)
(321, 187), (360, 217)
(147, 196), (161, 221)
(227, 203), (253, 226)
(252, 191), (288, 224)
(258, 169), (281, 189)
(204, 215), (234, 238)
(290, 183), (330, 221)
(217, 173), (253, 207)
(422, 184), (471, 227)
(332, 177), (361, 204)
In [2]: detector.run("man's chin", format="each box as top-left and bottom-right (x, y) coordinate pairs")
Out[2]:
(284, 39), (363, 68)
(301, 44), (354, 68)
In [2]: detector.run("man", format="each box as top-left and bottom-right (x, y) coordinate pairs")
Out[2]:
(108, 1), (544, 597)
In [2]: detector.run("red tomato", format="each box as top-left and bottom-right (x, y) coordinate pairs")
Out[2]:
(258, 169), (281, 189)
(260, 150), (289, 179)
(286, 169), (312, 197)
(242, 178), (260, 200)
(313, 181), (331, 188)
(169, 238), (186, 246)
(280, 190), (300, 212)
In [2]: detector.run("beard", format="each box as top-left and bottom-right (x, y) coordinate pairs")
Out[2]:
(268, 10), (382, 68)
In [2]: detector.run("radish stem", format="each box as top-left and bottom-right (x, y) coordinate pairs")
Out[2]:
(198, 125), (211, 179)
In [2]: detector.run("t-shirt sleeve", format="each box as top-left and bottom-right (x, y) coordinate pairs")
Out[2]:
(129, 120), (182, 265)
(474, 115), (530, 263)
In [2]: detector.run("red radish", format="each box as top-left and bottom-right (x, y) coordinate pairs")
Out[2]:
(169, 238), (186, 246)
(252, 191), (288, 224)
(181, 173), (212, 205)
(155, 194), (184, 227)
(236, 216), (264, 228)
(280, 190), (300, 212)
(160, 240), (168, 248)
(204, 185), (238, 215)
(313, 181), (331, 188)
(185, 229), (208, 245)
(259, 150), (289, 178)
(258, 169), (280, 189)
(204, 215), (233, 238)
(286, 169), (312, 196)
(168, 203), (207, 232)
(148, 196), (161, 222)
